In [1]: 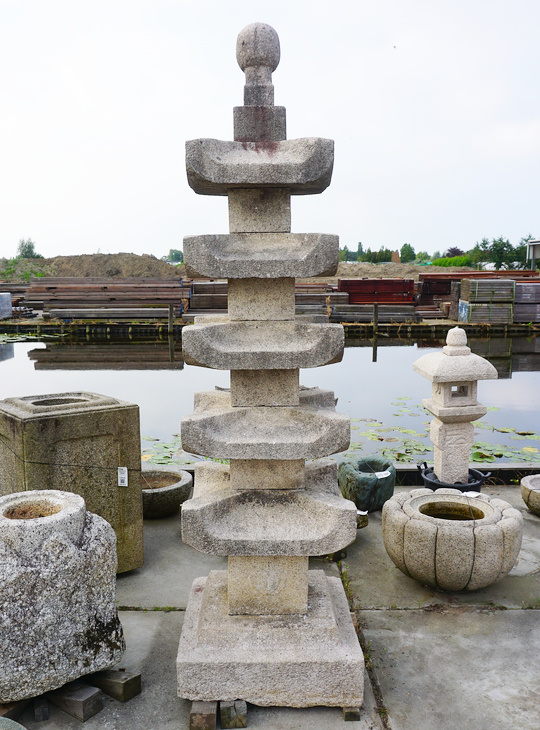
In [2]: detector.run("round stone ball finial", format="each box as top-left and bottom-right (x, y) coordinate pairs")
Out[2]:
(442, 326), (471, 357)
(446, 326), (467, 347)
(236, 23), (280, 72)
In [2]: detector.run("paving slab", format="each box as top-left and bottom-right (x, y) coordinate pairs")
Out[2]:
(360, 608), (540, 730)
(344, 485), (540, 610)
(116, 512), (226, 610)
(20, 611), (380, 729)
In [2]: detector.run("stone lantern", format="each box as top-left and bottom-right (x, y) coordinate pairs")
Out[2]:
(413, 327), (498, 485)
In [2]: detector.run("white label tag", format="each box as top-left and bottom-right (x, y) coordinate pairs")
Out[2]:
(118, 467), (128, 487)
(375, 471), (391, 479)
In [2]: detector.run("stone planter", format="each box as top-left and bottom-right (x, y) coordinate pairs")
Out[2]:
(0, 490), (125, 703)
(382, 488), (523, 591)
(521, 474), (540, 516)
(338, 456), (396, 512)
(141, 469), (192, 518)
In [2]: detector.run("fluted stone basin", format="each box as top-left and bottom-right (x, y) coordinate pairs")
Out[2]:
(382, 488), (523, 591)
(521, 474), (540, 516)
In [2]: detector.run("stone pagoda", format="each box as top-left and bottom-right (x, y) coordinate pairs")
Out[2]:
(176, 23), (364, 709)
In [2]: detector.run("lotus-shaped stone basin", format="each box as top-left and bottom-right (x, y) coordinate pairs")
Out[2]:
(521, 474), (540, 516)
(382, 488), (523, 591)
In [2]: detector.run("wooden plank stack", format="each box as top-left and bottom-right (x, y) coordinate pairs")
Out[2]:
(337, 278), (414, 304)
(459, 278), (515, 324)
(514, 281), (540, 322)
(23, 277), (190, 311)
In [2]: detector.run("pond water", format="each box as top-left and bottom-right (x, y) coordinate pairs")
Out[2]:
(1, 338), (539, 466)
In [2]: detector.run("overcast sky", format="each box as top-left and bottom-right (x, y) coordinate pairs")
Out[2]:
(1, 0), (539, 260)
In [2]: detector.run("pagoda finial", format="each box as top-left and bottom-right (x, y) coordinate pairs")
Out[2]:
(236, 23), (280, 106)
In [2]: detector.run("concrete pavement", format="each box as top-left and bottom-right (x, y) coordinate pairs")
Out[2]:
(17, 484), (540, 729)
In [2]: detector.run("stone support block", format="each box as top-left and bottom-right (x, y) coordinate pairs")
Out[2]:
(234, 105), (286, 142)
(182, 320), (344, 370)
(220, 699), (248, 728)
(191, 385), (336, 414)
(228, 277), (295, 321)
(177, 570), (364, 707)
(230, 369), (299, 406)
(228, 189), (291, 233)
(229, 459), (304, 490)
(183, 233), (339, 278)
(227, 556), (308, 614)
(185, 138), (334, 196)
(431, 419), (474, 484)
(0, 392), (143, 573)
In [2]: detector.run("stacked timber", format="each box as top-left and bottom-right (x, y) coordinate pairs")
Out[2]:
(23, 277), (190, 311)
(418, 270), (538, 307)
(337, 278), (414, 304)
(514, 281), (540, 322)
(459, 278), (514, 324)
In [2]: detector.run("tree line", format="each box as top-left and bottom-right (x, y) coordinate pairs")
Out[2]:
(339, 236), (537, 269)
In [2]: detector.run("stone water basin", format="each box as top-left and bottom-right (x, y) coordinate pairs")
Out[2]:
(521, 474), (540, 516)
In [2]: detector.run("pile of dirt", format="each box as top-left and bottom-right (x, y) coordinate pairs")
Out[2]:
(1, 252), (471, 284)
(0, 253), (185, 282)
(49, 253), (183, 278)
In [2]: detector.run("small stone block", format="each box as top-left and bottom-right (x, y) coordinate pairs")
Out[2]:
(47, 682), (103, 722)
(342, 706), (361, 721)
(190, 700), (217, 730)
(33, 696), (49, 722)
(0, 700), (30, 720)
(87, 669), (142, 702)
(220, 699), (248, 728)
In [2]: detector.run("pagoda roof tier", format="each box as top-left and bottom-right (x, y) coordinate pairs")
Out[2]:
(181, 392), (349, 460)
(186, 138), (333, 195)
(181, 460), (356, 556)
(182, 321), (343, 370)
(184, 233), (338, 278)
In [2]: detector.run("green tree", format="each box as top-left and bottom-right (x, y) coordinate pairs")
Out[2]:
(167, 249), (183, 263)
(431, 251), (441, 262)
(17, 238), (43, 259)
(400, 243), (415, 262)
(489, 236), (513, 269)
(416, 251), (431, 264)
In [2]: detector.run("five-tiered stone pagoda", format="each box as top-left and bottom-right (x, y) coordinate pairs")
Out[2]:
(177, 22), (364, 709)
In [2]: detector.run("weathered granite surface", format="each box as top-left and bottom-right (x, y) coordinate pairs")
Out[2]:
(177, 570), (364, 707)
(0, 391), (143, 573)
(382, 488), (523, 591)
(178, 21), (363, 708)
(183, 233), (338, 278)
(0, 490), (124, 702)
(521, 474), (540, 516)
(182, 320), (344, 370)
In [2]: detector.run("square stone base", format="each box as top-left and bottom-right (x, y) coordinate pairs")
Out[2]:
(177, 569), (364, 707)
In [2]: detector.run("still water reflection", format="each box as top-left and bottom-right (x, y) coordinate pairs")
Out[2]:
(1, 337), (539, 463)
